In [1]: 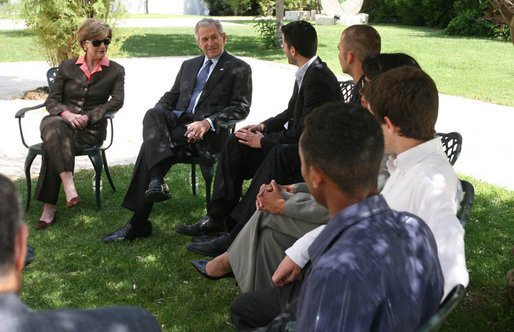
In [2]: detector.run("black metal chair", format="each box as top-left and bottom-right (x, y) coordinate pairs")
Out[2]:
(417, 284), (465, 332)
(15, 67), (117, 211)
(436, 132), (474, 227)
(437, 132), (462, 166)
(339, 80), (355, 104)
(181, 119), (240, 209)
(457, 179), (474, 227)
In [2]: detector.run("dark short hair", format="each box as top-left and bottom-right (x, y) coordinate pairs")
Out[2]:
(281, 21), (317, 58)
(362, 53), (420, 81)
(342, 25), (381, 62)
(300, 102), (384, 196)
(0, 174), (23, 276)
(365, 66), (438, 141)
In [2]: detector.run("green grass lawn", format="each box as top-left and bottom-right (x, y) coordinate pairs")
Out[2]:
(16, 165), (514, 331)
(0, 22), (513, 106)
(2, 16), (513, 330)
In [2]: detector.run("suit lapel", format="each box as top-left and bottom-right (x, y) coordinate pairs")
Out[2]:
(197, 51), (227, 105)
(89, 65), (107, 85)
(185, 56), (205, 101)
(297, 56), (321, 95)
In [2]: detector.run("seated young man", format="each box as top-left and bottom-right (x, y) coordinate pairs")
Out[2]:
(229, 66), (468, 330)
(234, 101), (444, 330)
(0, 174), (160, 331)
(191, 53), (422, 293)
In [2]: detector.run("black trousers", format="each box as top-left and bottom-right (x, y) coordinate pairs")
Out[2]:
(209, 142), (303, 228)
(122, 108), (197, 227)
(35, 116), (100, 205)
(230, 281), (303, 331)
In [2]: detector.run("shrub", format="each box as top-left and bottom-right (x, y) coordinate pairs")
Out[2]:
(445, 0), (510, 39)
(12, 0), (125, 66)
(253, 18), (280, 48)
(362, 0), (455, 27)
(445, 8), (496, 36)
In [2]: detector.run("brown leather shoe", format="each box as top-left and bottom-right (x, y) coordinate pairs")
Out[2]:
(66, 196), (81, 208)
(35, 212), (58, 229)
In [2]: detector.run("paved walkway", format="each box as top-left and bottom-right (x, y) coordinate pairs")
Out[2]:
(1, 18), (513, 191)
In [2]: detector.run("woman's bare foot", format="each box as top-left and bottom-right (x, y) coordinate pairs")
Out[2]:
(60, 171), (79, 202)
(205, 252), (232, 277)
(39, 204), (57, 223)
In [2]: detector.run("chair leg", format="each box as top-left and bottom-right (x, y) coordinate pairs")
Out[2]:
(191, 163), (197, 196)
(24, 149), (39, 212)
(199, 163), (214, 209)
(87, 150), (103, 210)
(101, 150), (116, 192)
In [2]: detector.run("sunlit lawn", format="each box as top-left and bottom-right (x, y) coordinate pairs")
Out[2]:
(15, 165), (514, 331)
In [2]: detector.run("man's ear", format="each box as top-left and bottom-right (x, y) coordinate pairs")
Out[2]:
(13, 225), (28, 273)
(346, 51), (355, 64)
(290, 45), (297, 57)
(310, 165), (325, 189)
(384, 116), (400, 135)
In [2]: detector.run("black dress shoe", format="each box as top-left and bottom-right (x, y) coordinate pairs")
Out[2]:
(102, 222), (152, 242)
(175, 215), (225, 236)
(25, 244), (36, 267)
(144, 178), (171, 203)
(191, 233), (227, 243)
(186, 233), (232, 257)
(191, 260), (234, 280)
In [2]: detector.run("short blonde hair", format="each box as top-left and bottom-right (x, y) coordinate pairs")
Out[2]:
(76, 18), (112, 48)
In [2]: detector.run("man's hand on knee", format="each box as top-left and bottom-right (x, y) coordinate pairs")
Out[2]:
(185, 120), (210, 143)
(235, 128), (264, 148)
(272, 255), (301, 287)
(258, 180), (285, 214)
(236, 123), (265, 133)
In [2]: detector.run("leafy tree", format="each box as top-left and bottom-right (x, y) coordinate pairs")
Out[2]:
(484, 0), (514, 43)
(12, 0), (126, 66)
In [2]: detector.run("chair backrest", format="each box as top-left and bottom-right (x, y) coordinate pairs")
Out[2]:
(339, 80), (355, 104)
(437, 132), (462, 166)
(457, 179), (475, 227)
(47, 67), (58, 90)
(417, 284), (465, 332)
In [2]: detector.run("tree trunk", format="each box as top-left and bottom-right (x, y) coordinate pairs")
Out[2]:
(275, 0), (284, 48)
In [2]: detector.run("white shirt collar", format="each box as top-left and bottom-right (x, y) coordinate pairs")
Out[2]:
(204, 50), (224, 67)
(387, 137), (444, 173)
(296, 55), (318, 89)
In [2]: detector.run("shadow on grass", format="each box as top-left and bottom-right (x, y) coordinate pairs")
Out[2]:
(444, 175), (514, 331)
(14, 166), (513, 331)
(372, 23), (511, 43)
(121, 32), (284, 60)
(17, 164), (240, 331)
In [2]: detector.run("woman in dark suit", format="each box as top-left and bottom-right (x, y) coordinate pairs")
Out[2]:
(34, 18), (124, 229)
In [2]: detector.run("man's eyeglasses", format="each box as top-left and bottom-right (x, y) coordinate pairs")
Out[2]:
(86, 38), (111, 47)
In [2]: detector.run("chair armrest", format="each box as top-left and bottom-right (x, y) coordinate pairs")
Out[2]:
(219, 119), (243, 134)
(15, 103), (45, 119)
(105, 110), (119, 119)
(15, 103), (46, 149)
(219, 119), (242, 128)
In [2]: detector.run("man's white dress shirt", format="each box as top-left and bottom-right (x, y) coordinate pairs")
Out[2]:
(285, 137), (469, 298)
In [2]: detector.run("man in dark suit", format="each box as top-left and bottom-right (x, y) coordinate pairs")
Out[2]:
(176, 21), (342, 257)
(103, 18), (252, 242)
(0, 174), (161, 332)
